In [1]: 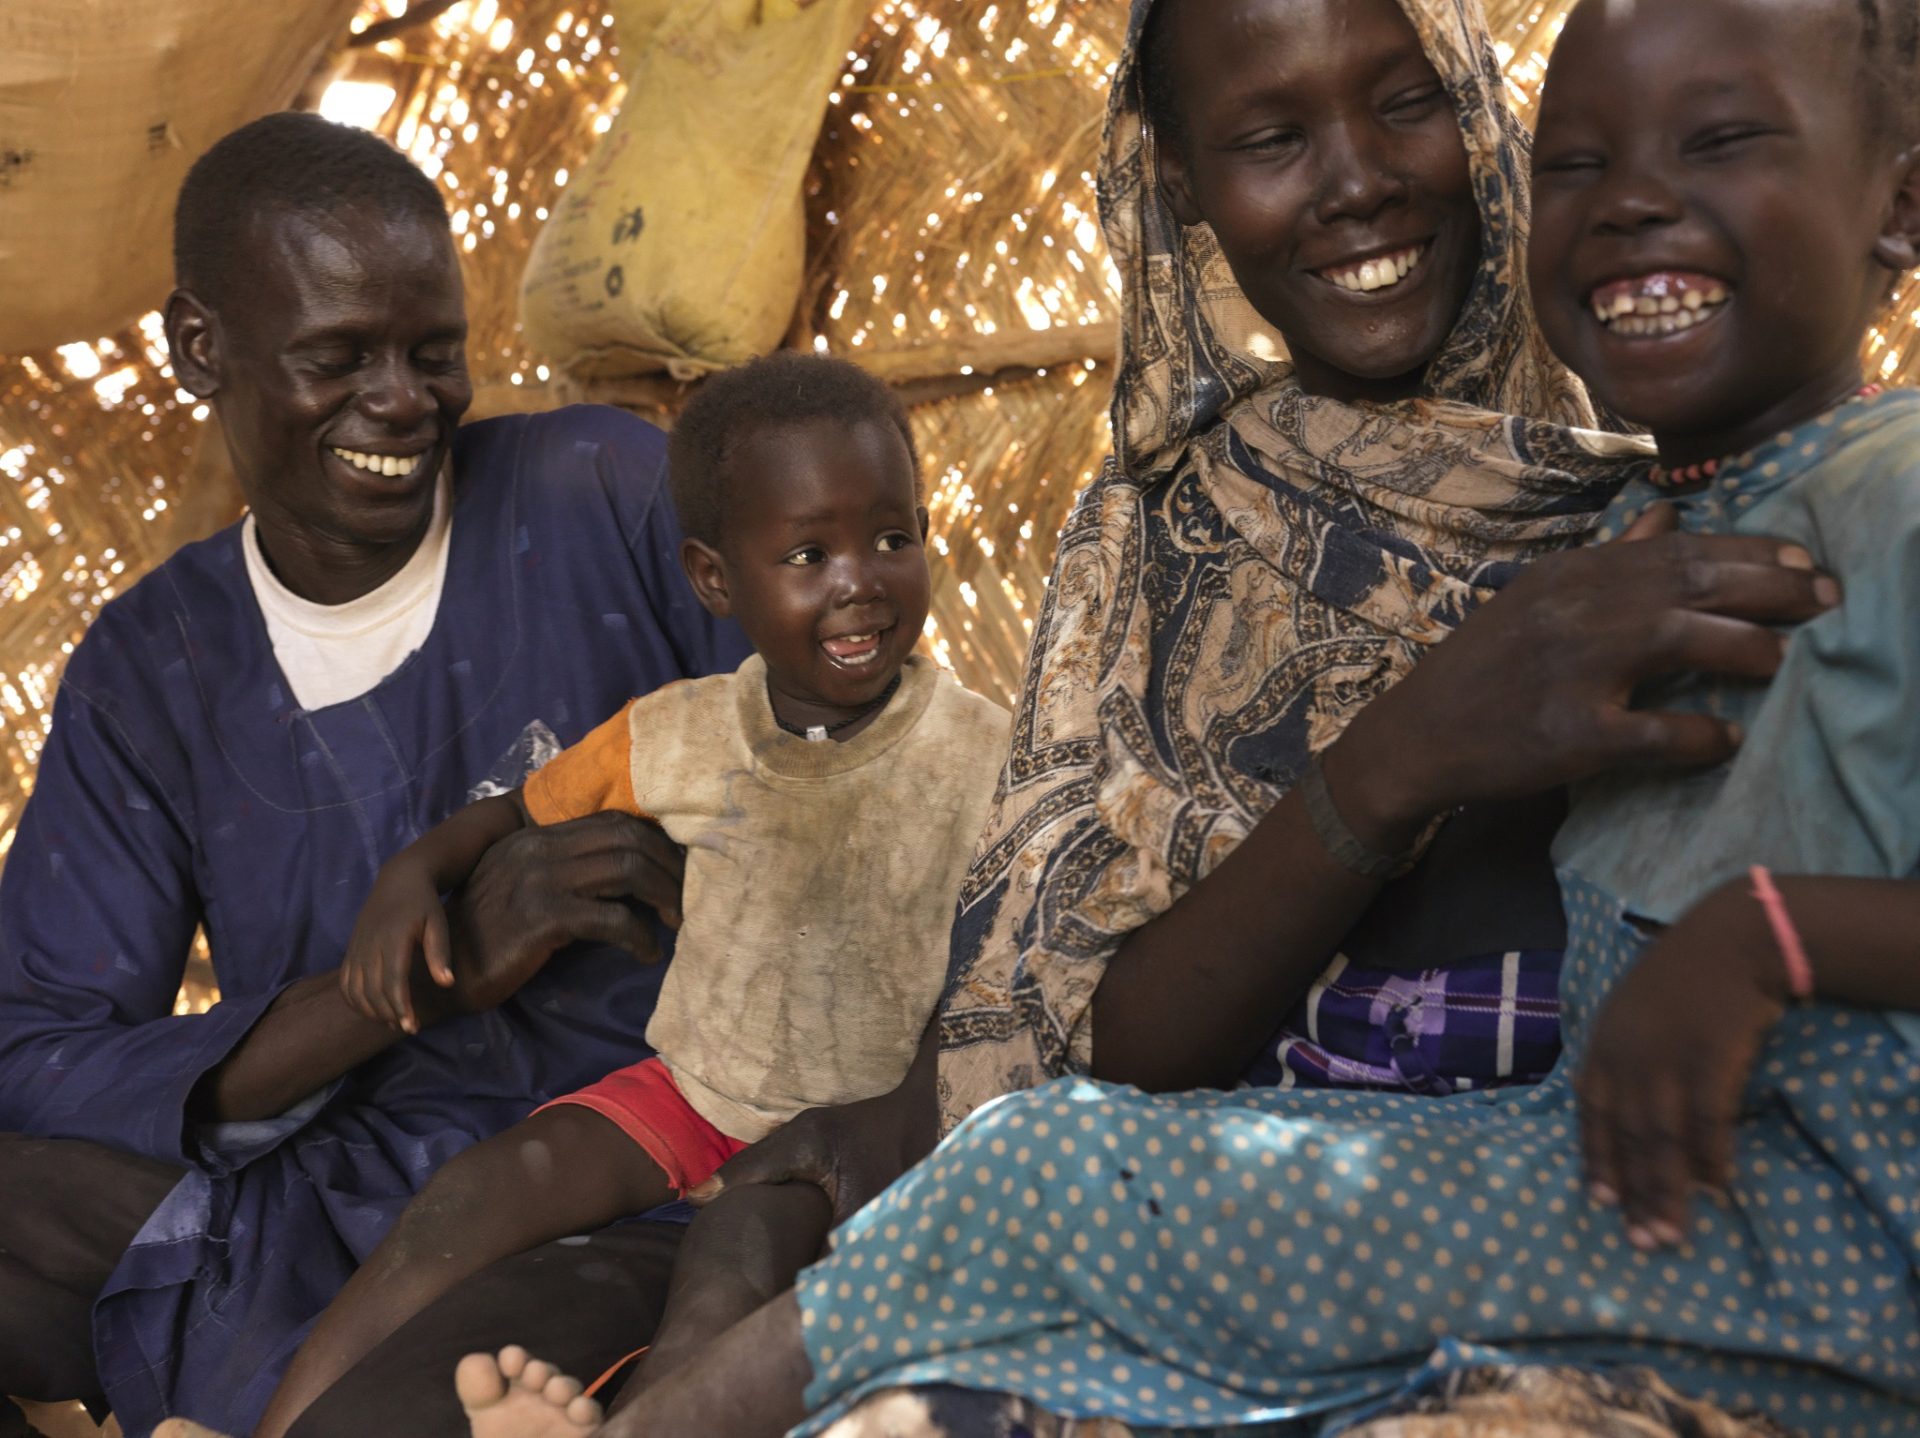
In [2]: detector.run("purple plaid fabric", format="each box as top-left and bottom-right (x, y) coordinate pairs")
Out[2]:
(1238, 949), (1564, 1096)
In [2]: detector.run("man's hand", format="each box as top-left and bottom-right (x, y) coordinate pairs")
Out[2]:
(1576, 880), (1787, 1251)
(440, 811), (686, 1014)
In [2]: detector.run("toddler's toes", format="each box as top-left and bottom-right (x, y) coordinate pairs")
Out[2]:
(456, 1350), (511, 1411)
(517, 1357), (558, 1392)
(497, 1344), (531, 1381)
(541, 1373), (584, 1406)
(565, 1393), (604, 1427)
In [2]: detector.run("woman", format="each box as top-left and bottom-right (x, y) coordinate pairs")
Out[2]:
(767, 0), (1920, 1432)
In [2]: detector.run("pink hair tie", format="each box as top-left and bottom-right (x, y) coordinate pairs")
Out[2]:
(1749, 865), (1814, 1001)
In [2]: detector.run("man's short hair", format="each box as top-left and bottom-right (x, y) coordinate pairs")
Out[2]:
(173, 112), (449, 309)
(667, 351), (919, 547)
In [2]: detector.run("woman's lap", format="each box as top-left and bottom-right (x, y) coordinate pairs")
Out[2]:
(792, 1036), (1920, 1438)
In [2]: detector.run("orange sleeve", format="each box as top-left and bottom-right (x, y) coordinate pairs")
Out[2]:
(522, 699), (646, 825)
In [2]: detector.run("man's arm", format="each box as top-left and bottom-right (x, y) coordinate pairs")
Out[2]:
(0, 682), (301, 1161)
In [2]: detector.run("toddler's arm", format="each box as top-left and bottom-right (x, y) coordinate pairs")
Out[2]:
(341, 792), (530, 1033)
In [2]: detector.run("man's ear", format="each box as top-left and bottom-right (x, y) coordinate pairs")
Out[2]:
(1156, 133), (1204, 229)
(916, 505), (930, 542)
(680, 536), (732, 618)
(1873, 143), (1920, 275)
(164, 288), (224, 399)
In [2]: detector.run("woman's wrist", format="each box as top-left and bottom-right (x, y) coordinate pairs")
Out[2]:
(1320, 707), (1444, 858)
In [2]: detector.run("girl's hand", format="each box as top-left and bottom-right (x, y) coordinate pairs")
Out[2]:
(1575, 879), (1790, 1250)
(340, 859), (452, 1035)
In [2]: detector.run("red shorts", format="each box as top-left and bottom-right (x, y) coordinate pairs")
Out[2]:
(537, 1057), (747, 1196)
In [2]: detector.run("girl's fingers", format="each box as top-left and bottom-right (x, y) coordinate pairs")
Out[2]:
(1620, 1082), (1690, 1249)
(1577, 1069), (1622, 1209)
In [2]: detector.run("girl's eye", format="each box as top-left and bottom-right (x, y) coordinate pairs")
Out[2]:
(1535, 151), (1604, 177)
(782, 547), (825, 567)
(875, 532), (912, 553)
(1688, 124), (1773, 157)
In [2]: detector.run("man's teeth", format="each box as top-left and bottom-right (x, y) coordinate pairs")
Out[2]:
(331, 448), (423, 478)
(1321, 245), (1426, 294)
(1590, 279), (1729, 336)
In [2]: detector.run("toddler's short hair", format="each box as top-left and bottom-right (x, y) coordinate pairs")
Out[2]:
(668, 352), (919, 547)
(175, 112), (448, 312)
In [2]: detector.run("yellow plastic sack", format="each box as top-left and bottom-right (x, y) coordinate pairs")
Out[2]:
(519, 0), (865, 381)
(0, 0), (360, 354)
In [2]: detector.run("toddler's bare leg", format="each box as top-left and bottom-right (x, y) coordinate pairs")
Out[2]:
(256, 1106), (672, 1438)
(458, 1291), (812, 1438)
(619, 1180), (832, 1401)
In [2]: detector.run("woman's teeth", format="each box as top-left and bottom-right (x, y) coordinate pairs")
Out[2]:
(1320, 245), (1426, 294)
(332, 448), (424, 478)
(1589, 277), (1730, 337)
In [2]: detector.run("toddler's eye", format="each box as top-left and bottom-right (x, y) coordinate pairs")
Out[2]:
(783, 546), (826, 567)
(875, 532), (913, 553)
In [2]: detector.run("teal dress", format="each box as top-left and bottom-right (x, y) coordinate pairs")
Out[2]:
(790, 392), (1920, 1438)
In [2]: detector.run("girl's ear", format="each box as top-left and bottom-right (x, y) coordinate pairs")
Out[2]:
(1156, 134), (1205, 229)
(1872, 144), (1920, 275)
(680, 537), (732, 618)
(164, 288), (224, 399)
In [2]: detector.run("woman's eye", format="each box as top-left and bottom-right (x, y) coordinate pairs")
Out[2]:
(1232, 127), (1304, 154)
(1385, 85), (1448, 119)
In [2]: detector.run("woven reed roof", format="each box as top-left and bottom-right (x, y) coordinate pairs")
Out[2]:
(5, 0), (1920, 929)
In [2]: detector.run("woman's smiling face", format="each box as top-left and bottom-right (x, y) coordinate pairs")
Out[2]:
(1150, 0), (1483, 403)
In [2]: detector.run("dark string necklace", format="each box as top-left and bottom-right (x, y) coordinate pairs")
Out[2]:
(772, 672), (902, 742)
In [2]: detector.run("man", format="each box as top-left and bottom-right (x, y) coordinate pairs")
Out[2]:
(0, 112), (749, 1437)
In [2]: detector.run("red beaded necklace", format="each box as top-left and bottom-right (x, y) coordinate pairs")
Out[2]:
(1646, 384), (1885, 492)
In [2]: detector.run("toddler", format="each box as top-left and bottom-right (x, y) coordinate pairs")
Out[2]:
(254, 352), (1009, 1436)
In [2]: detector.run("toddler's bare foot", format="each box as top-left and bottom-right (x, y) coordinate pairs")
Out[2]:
(458, 1345), (603, 1438)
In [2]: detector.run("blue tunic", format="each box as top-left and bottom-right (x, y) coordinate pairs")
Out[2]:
(0, 405), (749, 1435)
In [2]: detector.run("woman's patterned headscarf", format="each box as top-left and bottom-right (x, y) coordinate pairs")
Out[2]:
(935, 0), (1649, 1127)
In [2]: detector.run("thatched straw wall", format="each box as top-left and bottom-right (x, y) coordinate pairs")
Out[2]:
(5, 0), (1920, 923)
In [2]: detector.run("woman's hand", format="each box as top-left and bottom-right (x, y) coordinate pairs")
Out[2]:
(1575, 879), (1788, 1251)
(1331, 524), (1840, 851)
(440, 811), (686, 1014)
(688, 1027), (940, 1224)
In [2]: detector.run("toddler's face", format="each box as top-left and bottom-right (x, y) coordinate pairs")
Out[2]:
(1152, 0), (1483, 401)
(703, 418), (929, 729)
(1529, 0), (1906, 455)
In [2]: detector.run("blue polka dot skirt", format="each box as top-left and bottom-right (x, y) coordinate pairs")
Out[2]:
(793, 873), (1920, 1437)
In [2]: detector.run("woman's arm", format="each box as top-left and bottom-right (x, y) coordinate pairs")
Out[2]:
(1091, 525), (1839, 1090)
